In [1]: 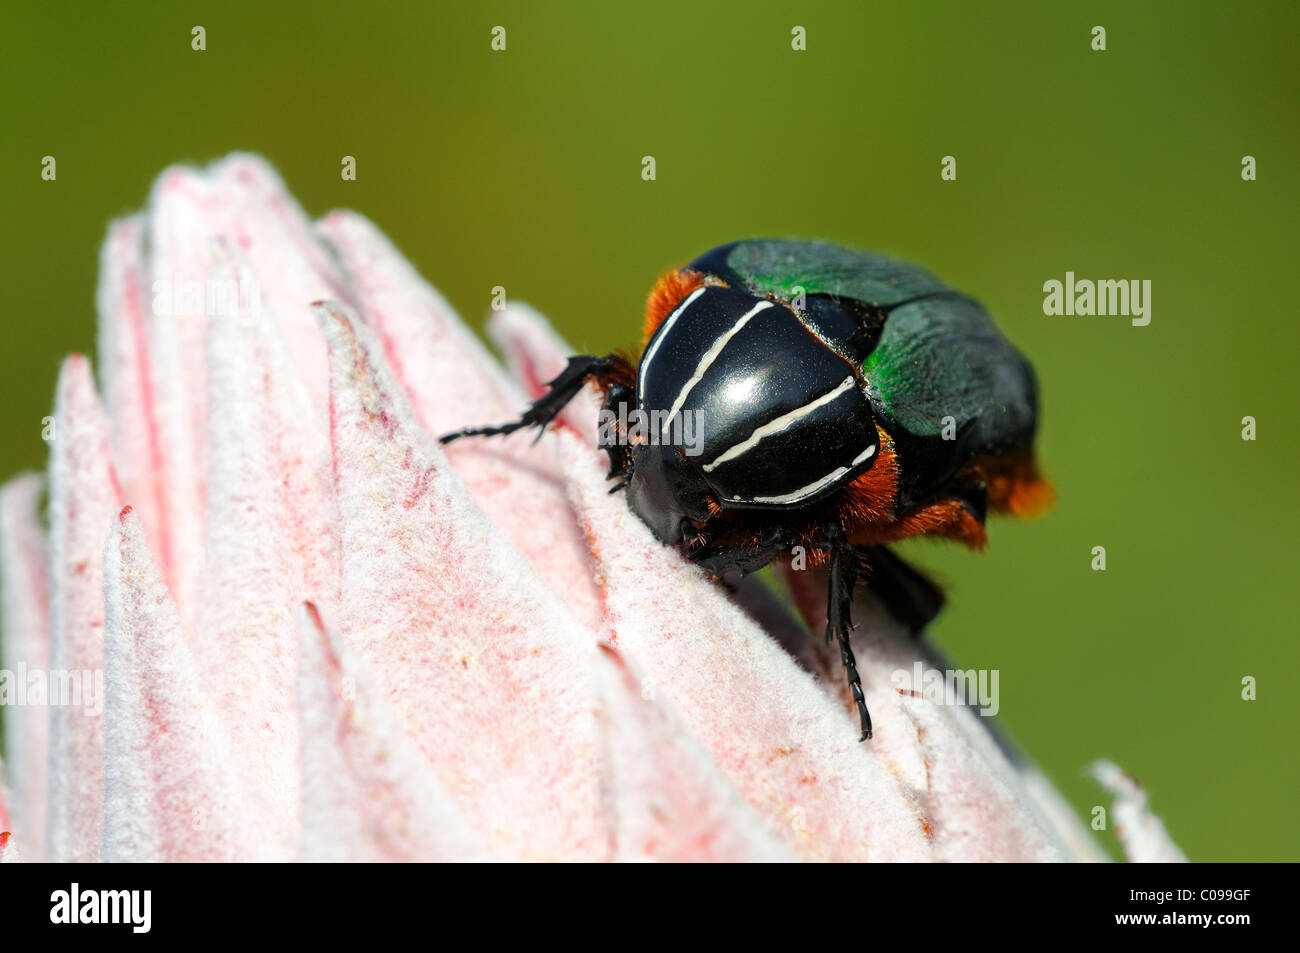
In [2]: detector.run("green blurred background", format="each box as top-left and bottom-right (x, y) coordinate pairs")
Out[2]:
(2, 1), (1296, 861)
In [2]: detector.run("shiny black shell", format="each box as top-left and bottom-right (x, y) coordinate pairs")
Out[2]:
(634, 240), (1039, 512)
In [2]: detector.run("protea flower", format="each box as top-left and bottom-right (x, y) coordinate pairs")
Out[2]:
(0, 155), (1184, 863)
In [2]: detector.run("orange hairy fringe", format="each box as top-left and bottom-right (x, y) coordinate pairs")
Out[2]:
(642, 268), (706, 345)
(836, 428), (902, 526)
(836, 428), (985, 549)
(969, 451), (1054, 518)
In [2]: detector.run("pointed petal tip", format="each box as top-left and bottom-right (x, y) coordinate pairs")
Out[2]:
(152, 162), (206, 193)
(310, 299), (352, 327)
(1090, 759), (1187, 863)
(296, 601), (342, 680)
(487, 305), (601, 441)
(144, 153), (279, 200)
(47, 349), (119, 862)
(302, 599), (324, 630)
(319, 208), (371, 231)
(486, 302), (573, 382)
(209, 152), (287, 187)
(96, 218), (146, 302)
(54, 351), (102, 412)
(1089, 759), (1135, 790)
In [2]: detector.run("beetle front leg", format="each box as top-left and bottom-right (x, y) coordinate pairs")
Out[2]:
(824, 524), (873, 741)
(439, 354), (629, 445)
(599, 382), (635, 490)
(690, 525), (791, 580)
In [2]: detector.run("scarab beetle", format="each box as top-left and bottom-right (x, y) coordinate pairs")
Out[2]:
(442, 239), (1050, 740)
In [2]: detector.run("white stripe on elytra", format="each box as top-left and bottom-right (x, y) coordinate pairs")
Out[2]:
(703, 375), (857, 472)
(637, 285), (707, 395)
(661, 299), (774, 434)
(745, 443), (877, 505)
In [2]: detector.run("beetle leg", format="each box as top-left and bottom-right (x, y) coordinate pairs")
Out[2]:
(600, 382), (635, 485)
(690, 525), (790, 580)
(824, 524), (873, 741)
(439, 355), (625, 445)
(860, 545), (945, 636)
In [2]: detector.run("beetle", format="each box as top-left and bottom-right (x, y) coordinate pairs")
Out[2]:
(442, 239), (1050, 740)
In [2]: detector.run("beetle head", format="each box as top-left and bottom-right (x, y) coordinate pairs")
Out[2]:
(626, 444), (714, 546)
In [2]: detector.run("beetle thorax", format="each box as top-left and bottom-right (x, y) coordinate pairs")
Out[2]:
(628, 284), (881, 531)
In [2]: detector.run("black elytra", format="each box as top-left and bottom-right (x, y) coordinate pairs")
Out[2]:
(632, 283), (882, 512)
(442, 239), (1042, 742)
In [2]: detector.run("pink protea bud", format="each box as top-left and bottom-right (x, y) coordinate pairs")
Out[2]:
(0, 155), (1184, 862)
